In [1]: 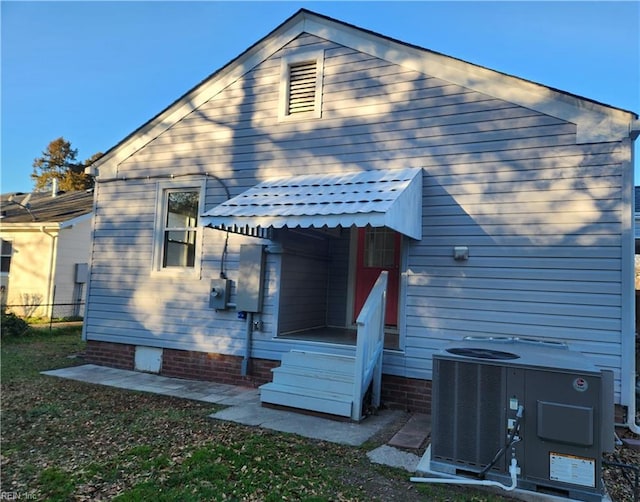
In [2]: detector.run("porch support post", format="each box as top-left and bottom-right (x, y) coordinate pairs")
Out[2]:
(372, 351), (383, 409)
(353, 271), (388, 421)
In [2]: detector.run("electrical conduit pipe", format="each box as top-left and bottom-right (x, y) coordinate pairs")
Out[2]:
(410, 457), (520, 492)
(625, 387), (640, 435)
(241, 312), (253, 376)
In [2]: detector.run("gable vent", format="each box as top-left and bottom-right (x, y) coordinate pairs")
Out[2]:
(288, 61), (317, 114)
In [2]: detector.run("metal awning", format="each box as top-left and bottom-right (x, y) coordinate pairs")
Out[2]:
(202, 168), (422, 240)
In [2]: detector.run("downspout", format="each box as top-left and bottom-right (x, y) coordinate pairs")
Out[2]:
(626, 126), (640, 434)
(241, 312), (253, 376)
(628, 382), (640, 435)
(41, 226), (59, 319)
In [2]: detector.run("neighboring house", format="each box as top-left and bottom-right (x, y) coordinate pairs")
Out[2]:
(634, 187), (640, 336)
(635, 186), (640, 257)
(0, 189), (93, 319)
(83, 10), (638, 425)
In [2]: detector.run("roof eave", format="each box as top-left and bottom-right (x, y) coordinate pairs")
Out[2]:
(0, 221), (61, 231)
(92, 8), (638, 179)
(0, 211), (92, 229)
(300, 11), (636, 143)
(91, 9), (311, 179)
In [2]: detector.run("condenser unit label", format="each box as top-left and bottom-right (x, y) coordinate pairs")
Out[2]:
(549, 452), (595, 487)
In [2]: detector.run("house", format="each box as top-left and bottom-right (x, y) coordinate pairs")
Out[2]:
(0, 188), (94, 319)
(82, 10), (638, 426)
(633, 187), (640, 338)
(635, 186), (640, 258)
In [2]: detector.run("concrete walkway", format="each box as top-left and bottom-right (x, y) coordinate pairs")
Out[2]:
(43, 364), (258, 407)
(42, 364), (421, 467)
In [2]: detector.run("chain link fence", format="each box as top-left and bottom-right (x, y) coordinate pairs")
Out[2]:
(1, 283), (85, 322)
(3, 301), (85, 321)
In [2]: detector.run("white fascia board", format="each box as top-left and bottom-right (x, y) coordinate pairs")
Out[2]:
(0, 214), (92, 231)
(204, 212), (405, 236)
(0, 222), (61, 232)
(220, 213), (374, 231)
(383, 168), (422, 240)
(93, 17), (308, 179)
(301, 13), (636, 144)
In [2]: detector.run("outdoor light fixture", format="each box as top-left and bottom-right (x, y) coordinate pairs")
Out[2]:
(453, 246), (469, 261)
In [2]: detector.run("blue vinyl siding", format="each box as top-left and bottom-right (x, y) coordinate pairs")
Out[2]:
(84, 32), (631, 401)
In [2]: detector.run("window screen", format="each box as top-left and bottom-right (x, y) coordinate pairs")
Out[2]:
(364, 228), (397, 268)
(162, 191), (199, 268)
(1, 239), (12, 273)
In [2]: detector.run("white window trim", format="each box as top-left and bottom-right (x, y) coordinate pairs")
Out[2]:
(278, 48), (324, 122)
(151, 179), (205, 278)
(1, 238), (13, 276)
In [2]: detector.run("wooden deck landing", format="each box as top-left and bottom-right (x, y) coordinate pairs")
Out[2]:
(277, 326), (399, 350)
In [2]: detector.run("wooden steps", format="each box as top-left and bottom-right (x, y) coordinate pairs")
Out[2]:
(260, 272), (388, 421)
(259, 350), (358, 419)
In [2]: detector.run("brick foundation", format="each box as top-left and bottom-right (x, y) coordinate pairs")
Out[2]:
(84, 340), (433, 412)
(85, 341), (135, 370)
(162, 348), (277, 388)
(85, 341), (277, 388)
(381, 374), (431, 415)
(615, 404), (628, 425)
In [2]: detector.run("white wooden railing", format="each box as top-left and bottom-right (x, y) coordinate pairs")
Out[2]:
(352, 271), (388, 421)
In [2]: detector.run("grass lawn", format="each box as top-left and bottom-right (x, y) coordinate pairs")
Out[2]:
(0, 327), (515, 501)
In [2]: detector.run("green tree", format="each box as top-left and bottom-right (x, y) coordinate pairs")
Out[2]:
(31, 137), (102, 191)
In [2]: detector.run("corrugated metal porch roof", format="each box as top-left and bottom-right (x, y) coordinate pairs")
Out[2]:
(202, 168), (422, 240)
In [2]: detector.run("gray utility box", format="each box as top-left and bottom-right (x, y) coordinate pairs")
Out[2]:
(209, 278), (231, 310)
(236, 244), (265, 313)
(431, 337), (614, 502)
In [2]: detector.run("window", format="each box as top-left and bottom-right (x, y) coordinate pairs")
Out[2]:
(1, 239), (12, 273)
(163, 190), (198, 267)
(153, 181), (203, 275)
(363, 228), (398, 268)
(279, 49), (324, 121)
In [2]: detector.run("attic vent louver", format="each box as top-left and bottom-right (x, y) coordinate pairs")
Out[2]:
(288, 61), (317, 115)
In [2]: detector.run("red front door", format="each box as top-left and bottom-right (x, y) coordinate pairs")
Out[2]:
(354, 227), (401, 326)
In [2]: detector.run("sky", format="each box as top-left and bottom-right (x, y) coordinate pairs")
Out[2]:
(2, 1), (639, 194)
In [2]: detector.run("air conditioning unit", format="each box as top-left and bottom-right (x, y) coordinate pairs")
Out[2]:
(430, 337), (614, 502)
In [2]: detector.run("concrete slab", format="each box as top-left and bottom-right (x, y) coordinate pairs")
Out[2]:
(388, 413), (430, 449)
(367, 445), (421, 472)
(42, 364), (403, 447)
(210, 401), (402, 446)
(42, 365), (256, 405)
(216, 390), (260, 406)
(210, 399), (276, 427)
